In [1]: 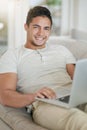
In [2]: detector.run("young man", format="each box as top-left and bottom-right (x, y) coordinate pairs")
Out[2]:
(0, 6), (87, 130)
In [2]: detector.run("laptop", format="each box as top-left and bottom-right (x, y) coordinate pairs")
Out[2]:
(35, 59), (87, 108)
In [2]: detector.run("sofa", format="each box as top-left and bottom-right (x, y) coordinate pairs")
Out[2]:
(0, 35), (87, 130)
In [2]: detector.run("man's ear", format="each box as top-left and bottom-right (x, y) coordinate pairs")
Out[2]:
(24, 24), (28, 31)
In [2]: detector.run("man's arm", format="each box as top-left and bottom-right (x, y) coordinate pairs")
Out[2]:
(0, 73), (36, 108)
(0, 73), (56, 108)
(66, 64), (75, 80)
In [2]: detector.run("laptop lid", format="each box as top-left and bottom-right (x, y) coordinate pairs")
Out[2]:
(69, 59), (87, 107)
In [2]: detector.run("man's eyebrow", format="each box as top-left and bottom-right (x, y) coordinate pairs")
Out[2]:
(45, 26), (51, 29)
(32, 24), (51, 28)
(32, 24), (40, 27)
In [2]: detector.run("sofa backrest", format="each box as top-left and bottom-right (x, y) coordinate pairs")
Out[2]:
(47, 37), (87, 61)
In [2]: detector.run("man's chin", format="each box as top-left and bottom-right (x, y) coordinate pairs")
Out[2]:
(34, 43), (46, 49)
(35, 41), (45, 46)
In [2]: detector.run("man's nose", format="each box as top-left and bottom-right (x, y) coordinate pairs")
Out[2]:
(37, 28), (44, 35)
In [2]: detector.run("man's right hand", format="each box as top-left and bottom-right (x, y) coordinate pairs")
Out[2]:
(35, 87), (56, 99)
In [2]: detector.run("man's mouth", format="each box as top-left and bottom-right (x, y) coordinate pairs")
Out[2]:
(35, 37), (44, 41)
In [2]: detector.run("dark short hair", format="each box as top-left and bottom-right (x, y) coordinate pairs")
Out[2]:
(26, 6), (52, 26)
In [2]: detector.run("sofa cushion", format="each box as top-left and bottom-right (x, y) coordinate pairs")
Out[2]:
(60, 39), (87, 60)
(48, 37), (87, 60)
(0, 104), (48, 130)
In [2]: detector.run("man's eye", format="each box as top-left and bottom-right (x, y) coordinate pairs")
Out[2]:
(45, 27), (50, 31)
(33, 26), (38, 28)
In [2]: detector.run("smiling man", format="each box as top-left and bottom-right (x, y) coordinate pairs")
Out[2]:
(24, 16), (51, 49)
(0, 6), (87, 130)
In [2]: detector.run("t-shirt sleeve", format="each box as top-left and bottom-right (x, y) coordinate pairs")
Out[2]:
(0, 50), (17, 74)
(60, 46), (76, 64)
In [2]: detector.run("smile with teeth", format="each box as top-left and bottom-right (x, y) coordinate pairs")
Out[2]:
(35, 37), (44, 41)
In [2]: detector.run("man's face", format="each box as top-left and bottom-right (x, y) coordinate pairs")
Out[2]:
(25, 16), (51, 49)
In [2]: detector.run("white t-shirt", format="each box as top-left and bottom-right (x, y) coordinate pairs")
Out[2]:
(0, 44), (76, 93)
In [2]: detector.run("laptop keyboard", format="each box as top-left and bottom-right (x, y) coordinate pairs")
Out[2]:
(58, 95), (70, 103)
(56, 87), (71, 98)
